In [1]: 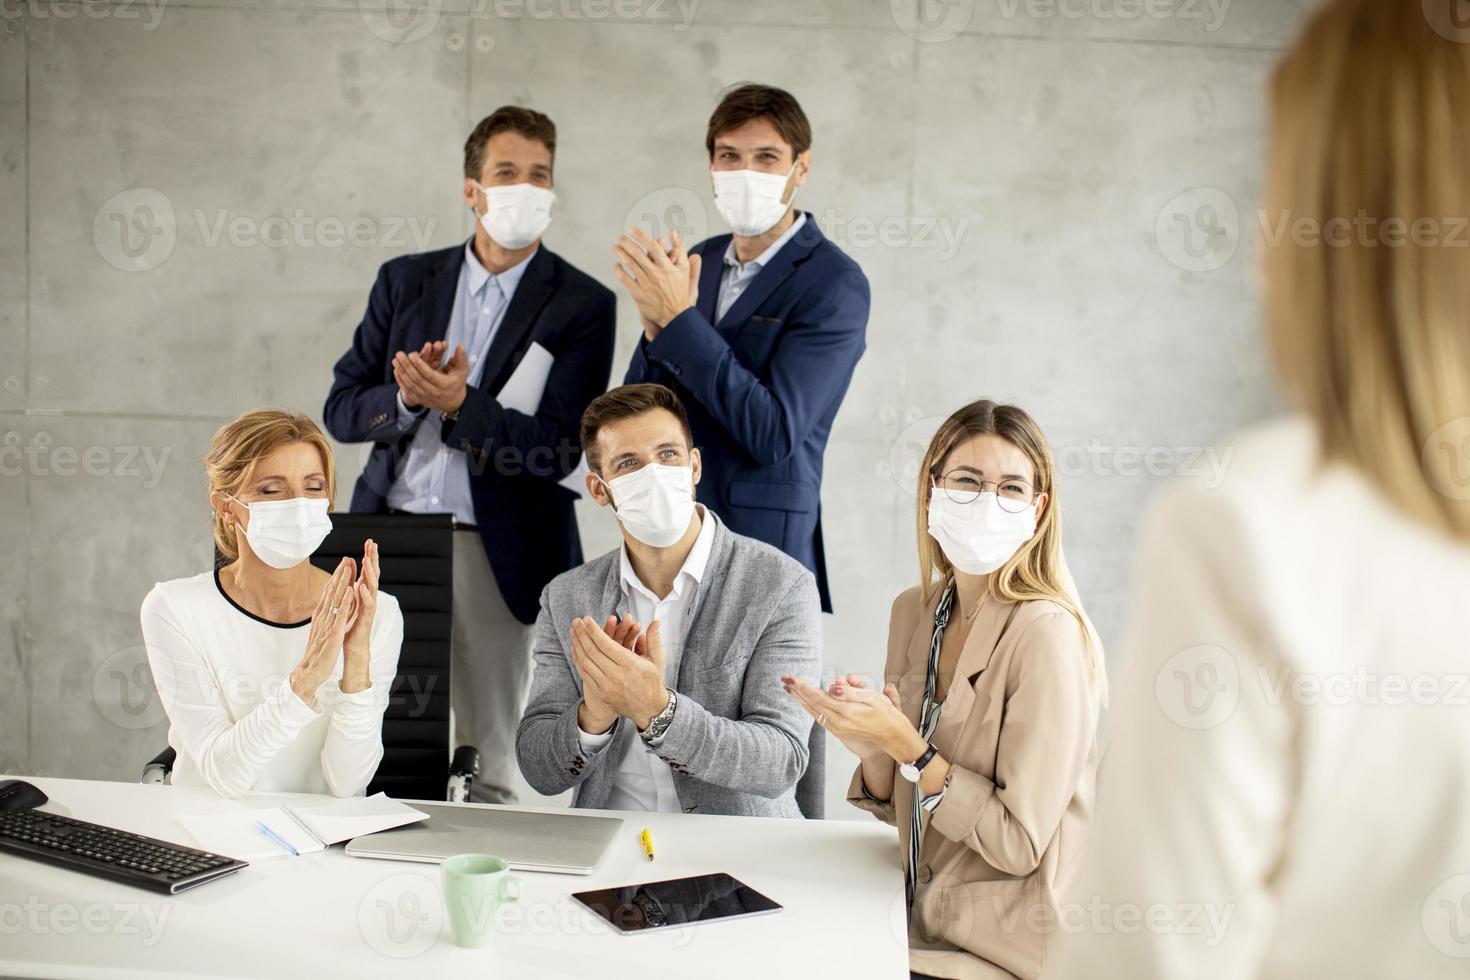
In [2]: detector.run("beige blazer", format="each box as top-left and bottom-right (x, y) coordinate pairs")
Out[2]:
(849, 585), (1103, 980)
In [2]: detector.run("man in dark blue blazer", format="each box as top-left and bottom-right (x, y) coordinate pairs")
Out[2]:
(324, 107), (614, 803)
(615, 84), (869, 612)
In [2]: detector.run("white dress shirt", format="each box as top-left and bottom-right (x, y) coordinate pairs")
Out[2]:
(577, 505), (716, 812)
(387, 238), (536, 524)
(140, 570), (403, 799)
(715, 212), (806, 321)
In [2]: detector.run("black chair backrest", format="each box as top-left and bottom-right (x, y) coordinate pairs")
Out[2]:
(312, 513), (453, 801)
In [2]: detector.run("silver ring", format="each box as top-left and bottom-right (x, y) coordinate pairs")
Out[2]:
(329, 606), (339, 616)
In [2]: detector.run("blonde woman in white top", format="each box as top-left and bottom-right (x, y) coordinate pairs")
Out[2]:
(1050, 1), (1470, 977)
(141, 409), (402, 798)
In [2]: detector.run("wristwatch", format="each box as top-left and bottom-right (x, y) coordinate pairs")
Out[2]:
(639, 689), (678, 743)
(899, 743), (940, 783)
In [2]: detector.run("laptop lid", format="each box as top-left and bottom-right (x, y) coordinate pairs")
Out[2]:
(345, 802), (624, 875)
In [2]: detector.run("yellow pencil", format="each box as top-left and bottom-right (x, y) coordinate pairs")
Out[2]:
(639, 827), (655, 862)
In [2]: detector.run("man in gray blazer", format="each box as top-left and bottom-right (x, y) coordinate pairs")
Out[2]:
(516, 383), (822, 818)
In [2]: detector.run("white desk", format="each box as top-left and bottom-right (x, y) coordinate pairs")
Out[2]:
(0, 776), (909, 979)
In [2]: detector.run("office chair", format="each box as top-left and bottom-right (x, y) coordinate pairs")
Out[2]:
(141, 513), (479, 802)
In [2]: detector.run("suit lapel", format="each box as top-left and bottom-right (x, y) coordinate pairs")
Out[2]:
(695, 236), (726, 325)
(675, 512), (731, 686)
(477, 246), (556, 397)
(419, 247), (464, 346)
(715, 213), (823, 330)
(895, 585), (1015, 724)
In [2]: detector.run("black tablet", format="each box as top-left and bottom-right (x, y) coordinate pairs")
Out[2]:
(572, 872), (782, 934)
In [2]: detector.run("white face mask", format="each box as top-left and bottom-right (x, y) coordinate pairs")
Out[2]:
(229, 495), (333, 570)
(601, 464), (696, 549)
(926, 487), (1037, 575)
(474, 181), (555, 250)
(711, 164), (797, 237)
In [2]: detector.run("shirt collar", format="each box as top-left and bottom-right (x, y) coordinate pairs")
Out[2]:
(722, 211), (807, 275)
(618, 504), (716, 605)
(464, 237), (537, 299)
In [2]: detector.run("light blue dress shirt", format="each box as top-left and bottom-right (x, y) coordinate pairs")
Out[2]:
(715, 212), (807, 322)
(386, 239), (536, 525)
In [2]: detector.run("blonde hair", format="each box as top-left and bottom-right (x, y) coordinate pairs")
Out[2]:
(917, 399), (1107, 704)
(206, 409), (336, 564)
(1265, 0), (1470, 540)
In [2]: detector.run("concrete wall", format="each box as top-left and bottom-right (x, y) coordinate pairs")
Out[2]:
(0, 0), (1305, 816)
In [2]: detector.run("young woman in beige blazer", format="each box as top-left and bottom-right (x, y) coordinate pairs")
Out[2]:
(785, 400), (1107, 980)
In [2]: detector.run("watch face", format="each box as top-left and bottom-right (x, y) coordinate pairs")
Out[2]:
(899, 763), (920, 783)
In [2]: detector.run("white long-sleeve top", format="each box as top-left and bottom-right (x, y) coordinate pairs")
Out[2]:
(140, 569), (403, 799)
(1048, 416), (1470, 979)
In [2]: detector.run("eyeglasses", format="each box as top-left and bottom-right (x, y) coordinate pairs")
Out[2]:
(932, 470), (1038, 514)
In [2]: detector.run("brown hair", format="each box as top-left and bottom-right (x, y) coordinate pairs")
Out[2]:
(206, 409), (336, 564)
(1265, 0), (1470, 539)
(705, 84), (812, 160)
(580, 384), (693, 475)
(464, 106), (557, 180)
(917, 399), (1107, 703)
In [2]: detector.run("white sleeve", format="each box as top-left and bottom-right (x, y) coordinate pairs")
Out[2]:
(576, 723), (615, 753)
(141, 585), (319, 800)
(320, 594), (403, 797)
(1048, 487), (1294, 979)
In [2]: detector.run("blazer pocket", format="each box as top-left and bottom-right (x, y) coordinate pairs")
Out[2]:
(743, 314), (785, 334)
(727, 478), (819, 513)
(927, 875), (1043, 979)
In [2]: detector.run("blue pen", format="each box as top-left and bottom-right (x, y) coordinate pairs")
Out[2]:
(255, 820), (299, 857)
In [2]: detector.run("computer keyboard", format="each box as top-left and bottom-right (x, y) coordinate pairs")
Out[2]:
(0, 807), (248, 894)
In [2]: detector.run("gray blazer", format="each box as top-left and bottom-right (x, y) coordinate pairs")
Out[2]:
(515, 511), (822, 818)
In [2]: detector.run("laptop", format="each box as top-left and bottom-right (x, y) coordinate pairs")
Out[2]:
(345, 802), (624, 875)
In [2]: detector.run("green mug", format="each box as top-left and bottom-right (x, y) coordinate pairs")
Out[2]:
(441, 853), (522, 949)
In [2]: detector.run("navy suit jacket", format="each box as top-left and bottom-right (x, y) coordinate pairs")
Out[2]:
(625, 215), (869, 612)
(324, 243), (616, 624)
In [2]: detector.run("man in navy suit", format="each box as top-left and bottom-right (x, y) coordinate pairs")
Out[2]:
(324, 106), (615, 803)
(614, 84), (869, 613)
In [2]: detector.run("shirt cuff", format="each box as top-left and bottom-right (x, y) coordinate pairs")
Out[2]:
(577, 721), (615, 753)
(395, 390), (426, 428)
(278, 677), (324, 721)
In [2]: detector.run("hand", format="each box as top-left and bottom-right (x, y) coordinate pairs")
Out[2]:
(292, 558), (359, 707)
(393, 342), (469, 415)
(570, 616), (669, 731)
(392, 341), (447, 411)
(613, 227), (701, 338)
(782, 673), (916, 763)
(340, 538), (379, 694)
(573, 615), (640, 735)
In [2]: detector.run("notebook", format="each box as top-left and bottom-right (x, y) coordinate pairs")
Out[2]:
(180, 793), (429, 860)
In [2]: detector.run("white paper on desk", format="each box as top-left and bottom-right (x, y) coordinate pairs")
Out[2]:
(290, 793), (428, 845)
(180, 807), (325, 861)
(180, 794), (427, 860)
(496, 341), (554, 414)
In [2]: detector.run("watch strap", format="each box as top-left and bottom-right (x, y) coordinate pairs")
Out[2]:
(639, 689), (677, 743)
